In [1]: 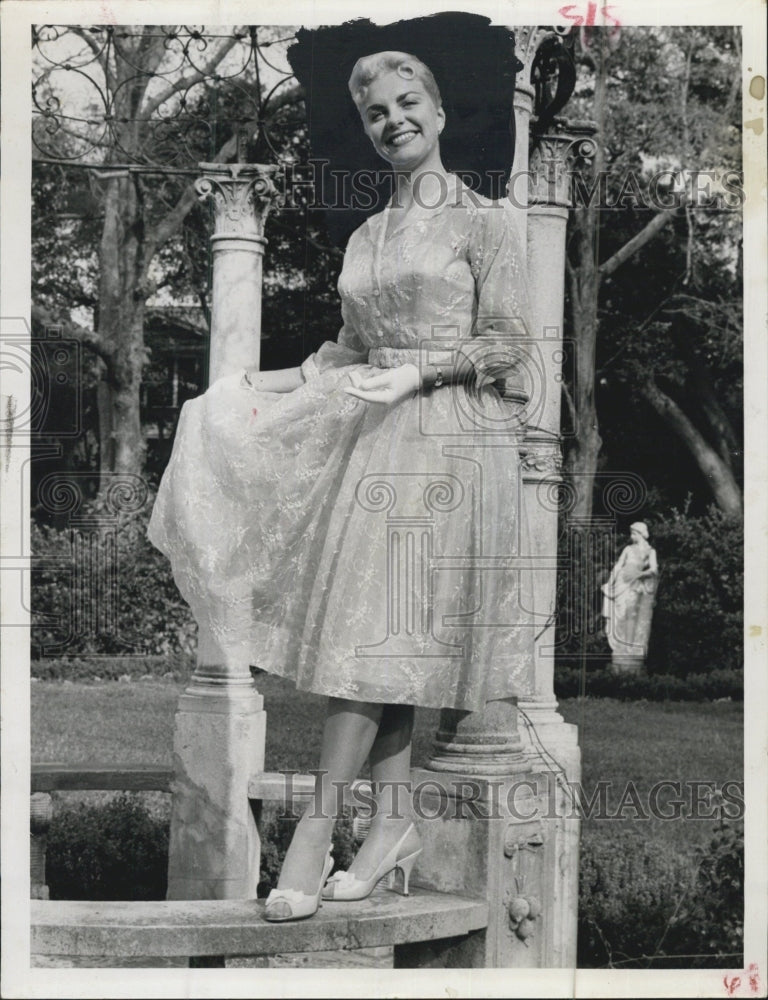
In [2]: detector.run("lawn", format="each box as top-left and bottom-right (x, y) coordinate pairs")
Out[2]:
(32, 676), (743, 853)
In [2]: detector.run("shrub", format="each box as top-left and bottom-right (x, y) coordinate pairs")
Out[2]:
(32, 489), (197, 658)
(672, 818), (744, 964)
(47, 794), (169, 901)
(578, 818), (744, 968)
(46, 795), (358, 902)
(555, 666), (742, 701)
(31, 653), (196, 682)
(648, 507), (743, 678)
(578, 828), (694, 967)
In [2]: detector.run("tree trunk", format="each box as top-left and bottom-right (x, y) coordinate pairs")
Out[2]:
(640, 376), (742, 519)
(565, 251), (603, 522)
(96, 174), (148, 487)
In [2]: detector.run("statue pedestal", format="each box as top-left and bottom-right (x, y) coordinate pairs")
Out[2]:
(610, 655), (646, 676)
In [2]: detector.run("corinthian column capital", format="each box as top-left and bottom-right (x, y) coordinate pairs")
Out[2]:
(529, 119), (598, 209)
(195, 163), (279, 240)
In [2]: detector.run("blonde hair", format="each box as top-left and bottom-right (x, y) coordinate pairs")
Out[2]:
(348, 51), (442, 112)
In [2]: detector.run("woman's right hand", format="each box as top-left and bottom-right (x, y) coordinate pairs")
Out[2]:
(242, 366), (304, 393)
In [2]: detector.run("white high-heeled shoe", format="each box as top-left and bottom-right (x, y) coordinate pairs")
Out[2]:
(322, 823), (422, 901)
(263, 848), (334, 922)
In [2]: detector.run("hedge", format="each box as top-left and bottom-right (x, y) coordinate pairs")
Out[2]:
(554, 666), (742, 701)
(44, 794), (743, 968)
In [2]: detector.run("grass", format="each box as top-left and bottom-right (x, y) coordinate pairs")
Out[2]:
(32, 675), (743, 853)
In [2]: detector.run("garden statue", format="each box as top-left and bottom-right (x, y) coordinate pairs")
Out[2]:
(601, 522), (659, 675)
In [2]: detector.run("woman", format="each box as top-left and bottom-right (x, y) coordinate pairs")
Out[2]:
(601, 522), (659, 668)
(148, 51), (535, 921)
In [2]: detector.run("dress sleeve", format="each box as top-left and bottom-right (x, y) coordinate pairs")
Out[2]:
(465, 202), (533, 384)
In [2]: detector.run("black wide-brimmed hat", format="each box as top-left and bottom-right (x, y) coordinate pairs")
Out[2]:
(287, 13), (523, 245)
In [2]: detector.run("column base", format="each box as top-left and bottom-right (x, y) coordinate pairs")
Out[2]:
(166, 684), (266, 901)
(425, 700), (530, 776)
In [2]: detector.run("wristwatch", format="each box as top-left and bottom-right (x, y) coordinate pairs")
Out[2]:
(424, 364), (444, 390)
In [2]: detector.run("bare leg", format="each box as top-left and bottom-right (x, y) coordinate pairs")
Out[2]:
(345, 703), (421, 879)
(277, 697), (382, 892)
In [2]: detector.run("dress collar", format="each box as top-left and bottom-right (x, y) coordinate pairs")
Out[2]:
(366, 173), (472, 242)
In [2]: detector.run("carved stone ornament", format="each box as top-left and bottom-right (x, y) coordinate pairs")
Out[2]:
(529, 120), (598, 209)
(195, 163), (279, 239)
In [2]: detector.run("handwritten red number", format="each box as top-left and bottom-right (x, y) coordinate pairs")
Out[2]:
(724, 967), (761, 998)
(558, 4), (621, 28)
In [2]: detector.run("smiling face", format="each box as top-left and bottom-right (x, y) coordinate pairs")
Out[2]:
(360, 71), (445, 172)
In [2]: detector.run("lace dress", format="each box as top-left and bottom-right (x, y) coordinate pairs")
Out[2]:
(148, 176), (535, 710)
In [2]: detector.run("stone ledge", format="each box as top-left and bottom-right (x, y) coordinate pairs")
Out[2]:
(32, 888), (488, 958)
(31, 763), (174, 793)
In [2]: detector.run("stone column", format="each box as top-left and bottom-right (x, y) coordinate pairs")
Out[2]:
(165, 163), (277, 901)
(406, 37), (584, 970)
(195, 163), (278, 385)
(520, 120), (597, 781)
(506, 26), (549, 232)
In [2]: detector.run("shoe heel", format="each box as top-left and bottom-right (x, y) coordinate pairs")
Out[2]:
(391, 849), (422, 896)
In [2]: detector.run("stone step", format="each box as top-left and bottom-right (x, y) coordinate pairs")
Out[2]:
(32, 887), (488, 960)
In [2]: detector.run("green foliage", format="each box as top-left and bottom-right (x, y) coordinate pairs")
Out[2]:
(649, 506), (743, 676)
(45, 795), (358, 902)
(565, 26), (742, 515)
(31, 653), (195, 682)
(578, 817), (744, 967)
(32, 492), (197, 658)
(555, 667), (742, 701)
(46, 794), (169, 901)
(679, 818), (744, 960)
(555, 506), (743, 680)
(578, 828), (693, 967)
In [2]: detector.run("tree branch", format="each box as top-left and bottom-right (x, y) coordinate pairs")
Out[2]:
(32, 304), (115, 372)
(140, 33), (245, 119)
(561, 375), (577, 432)
(599, 207), (680, 279)
(141, 120), (259, 274)
(69, 27), (109, 71)
(639, 375), (742, 518)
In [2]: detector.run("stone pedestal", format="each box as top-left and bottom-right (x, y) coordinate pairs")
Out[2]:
(420, 695), (577, 967)
(610, 655), (646, 676)
(396, 766), (578, 968)
(166, 163), (277, 901)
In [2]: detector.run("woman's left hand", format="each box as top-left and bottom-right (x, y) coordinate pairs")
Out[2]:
(343, 363), (421, 406)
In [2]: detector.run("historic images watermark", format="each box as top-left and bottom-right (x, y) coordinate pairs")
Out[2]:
(276, 772), (745, 823)
(274, 161), (746, 212)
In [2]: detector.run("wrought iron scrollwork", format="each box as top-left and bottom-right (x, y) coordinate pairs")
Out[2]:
(530, 31), (577, 133)
(32, 25), (300, 167)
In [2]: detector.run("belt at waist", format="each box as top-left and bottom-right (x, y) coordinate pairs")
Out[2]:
(367, 346), (453, 368)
